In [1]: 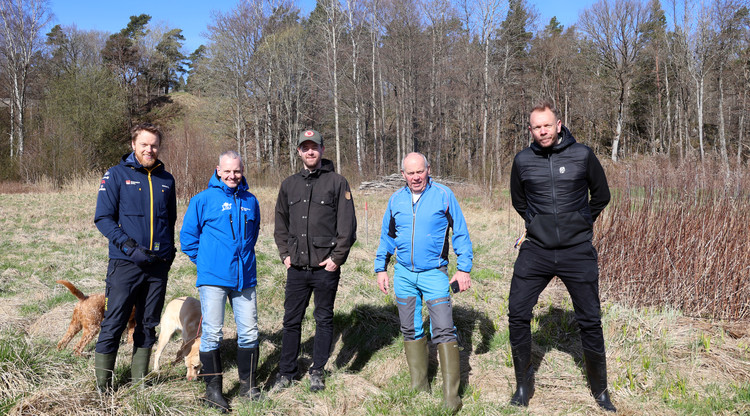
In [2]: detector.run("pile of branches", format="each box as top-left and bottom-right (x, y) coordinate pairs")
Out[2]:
(358, 173), (466, 191)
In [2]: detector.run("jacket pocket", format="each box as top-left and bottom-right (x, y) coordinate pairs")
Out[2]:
(244, 212), (257, 239)
(312, 236), (336, 263)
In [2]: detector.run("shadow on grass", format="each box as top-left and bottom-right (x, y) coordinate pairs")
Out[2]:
(251, 304), (403, 388)
(214, 302), (496, 394)
(515, 305), (586, 401)
(532, 306), (584, 367)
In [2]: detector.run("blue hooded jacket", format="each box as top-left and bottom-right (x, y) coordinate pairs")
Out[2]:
(374, 179), (473, 274)
(180, 173), (260, 290)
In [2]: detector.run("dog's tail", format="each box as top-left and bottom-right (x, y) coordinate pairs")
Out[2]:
(56, 280), (87, 301)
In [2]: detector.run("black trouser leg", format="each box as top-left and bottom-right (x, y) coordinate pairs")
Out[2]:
(583, 349), (617, 412)
(509, 342), (534, 406)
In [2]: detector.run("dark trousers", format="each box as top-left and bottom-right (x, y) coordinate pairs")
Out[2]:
(508, 240), (605, 353)
(96, 259), (169, 354)
(279, 266), (340, 377)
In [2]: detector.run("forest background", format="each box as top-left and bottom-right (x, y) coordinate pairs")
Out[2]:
(2, 0), (750, 191)
(1, 0), (749, 414)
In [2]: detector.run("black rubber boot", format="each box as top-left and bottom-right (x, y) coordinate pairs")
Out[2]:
(404, 337), (430, 392)
(200, 350), (229, 413)
(437, 341), (462, 413)
(95, 352), (117, 393)
(238, 346), (261, 400)
(583, 348), (617, 412)
(510, 342), (534, 407)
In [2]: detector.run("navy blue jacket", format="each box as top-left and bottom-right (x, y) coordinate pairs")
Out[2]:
(95, 152), (177, 262)
(180, 174), (260, 290)
(374, 180), (473, 274)
(510, 126), (610, 249)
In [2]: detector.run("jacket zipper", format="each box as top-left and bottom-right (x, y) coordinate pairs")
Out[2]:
(234, 194), (241, 287)
(145, 165), (157, 250)
(548, 154), (561, 245)
(410, 193), (417, 271)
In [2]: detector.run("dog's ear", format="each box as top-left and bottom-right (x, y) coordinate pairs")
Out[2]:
(174, 344), (188, 363)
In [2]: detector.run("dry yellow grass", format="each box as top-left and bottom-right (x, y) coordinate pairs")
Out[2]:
(0, 179), (748, 415)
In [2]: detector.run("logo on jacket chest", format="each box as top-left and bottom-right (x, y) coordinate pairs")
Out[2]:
(222, 202), (232, 211)
(125, 180), (141, 185)
(559, 166), (566, 174)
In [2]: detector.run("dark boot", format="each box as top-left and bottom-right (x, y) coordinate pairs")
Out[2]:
(404, 338), (430, 392)
(200, 350), (229, 413)
(95, 352), (117, 393)
(130, 347), (151, 386)
(237, 346), (261, 400)
(583, 349), (616, 412)
(437, 341), (462, 413)
(510, 342), (534, 407)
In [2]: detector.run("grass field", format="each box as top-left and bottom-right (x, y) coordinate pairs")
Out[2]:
(0, 177), (748, 415)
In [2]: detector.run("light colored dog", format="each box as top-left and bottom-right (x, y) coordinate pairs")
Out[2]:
(153, 296), (202, 381)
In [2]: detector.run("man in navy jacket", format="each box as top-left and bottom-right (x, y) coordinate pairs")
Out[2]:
(181, 151), (261, 411)
(508, 101), (614, 412)
(374, 152), (473, 412)
(94, 123), (176, 391)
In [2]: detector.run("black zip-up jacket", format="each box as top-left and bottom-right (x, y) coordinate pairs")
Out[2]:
(510, 126), (610, 249)
(274, 159), (357, 267)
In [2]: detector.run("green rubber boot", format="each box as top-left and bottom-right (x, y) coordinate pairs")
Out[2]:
(437, 341), (462, 413)
(95, 352), (117, 392)
(404, 338), (430, 392)
(131, 347), (152, 386)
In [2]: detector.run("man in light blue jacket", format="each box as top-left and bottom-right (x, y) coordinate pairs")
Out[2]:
(374, 152), (473, 413)
(181, 151), (261, 412)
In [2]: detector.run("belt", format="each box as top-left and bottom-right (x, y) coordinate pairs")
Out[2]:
(294, 265), (325, 271)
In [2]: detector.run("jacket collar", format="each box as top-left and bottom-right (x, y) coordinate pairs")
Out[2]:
(208, 171), (249, 195)
(121, 152), (164, 173)
(530, 125), (576, 154)
(300, 159), (335, 178)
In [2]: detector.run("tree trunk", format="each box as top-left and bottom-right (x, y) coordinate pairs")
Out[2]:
(697, 77), (705, 161)
(717, 65), (728, 167)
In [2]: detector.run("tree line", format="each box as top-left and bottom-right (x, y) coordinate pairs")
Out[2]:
(1, 0), (748, 188)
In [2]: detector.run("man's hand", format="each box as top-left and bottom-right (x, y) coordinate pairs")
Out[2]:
(283, 256), (291, 269)
(377, 271), (390, 294)
(121, 238), (155, 268)
(449, 270), (471, 293)
(319, 257), (339, 272)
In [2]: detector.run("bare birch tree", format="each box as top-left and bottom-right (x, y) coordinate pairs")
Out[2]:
(0, 0), (52, 160)
(580, 0), (648, 161)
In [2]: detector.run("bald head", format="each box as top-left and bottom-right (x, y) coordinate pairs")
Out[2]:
(401, 152), (431, 193)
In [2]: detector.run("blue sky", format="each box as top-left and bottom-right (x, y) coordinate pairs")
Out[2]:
(50, 0), (591, 53)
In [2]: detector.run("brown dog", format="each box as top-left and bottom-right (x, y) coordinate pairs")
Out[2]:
(56, 280), (135, 356)
(153, 296), (202, 380)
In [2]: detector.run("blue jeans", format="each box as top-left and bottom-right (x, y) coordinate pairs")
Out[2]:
(198, 285), (259, 352)
(393, 262), (457, 344)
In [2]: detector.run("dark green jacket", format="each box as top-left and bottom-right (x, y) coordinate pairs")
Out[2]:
(274, 159), (357, 267)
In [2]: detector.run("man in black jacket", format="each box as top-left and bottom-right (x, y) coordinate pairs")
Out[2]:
(273, 129), (357, 392)
(508, 101), (615, 412)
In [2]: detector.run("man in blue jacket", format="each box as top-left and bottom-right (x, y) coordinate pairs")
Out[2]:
(374, 152), (473, 412)
(181, 151), (261, 412)
(508, 101), (614, 411)
(94, 123), (176, 391)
